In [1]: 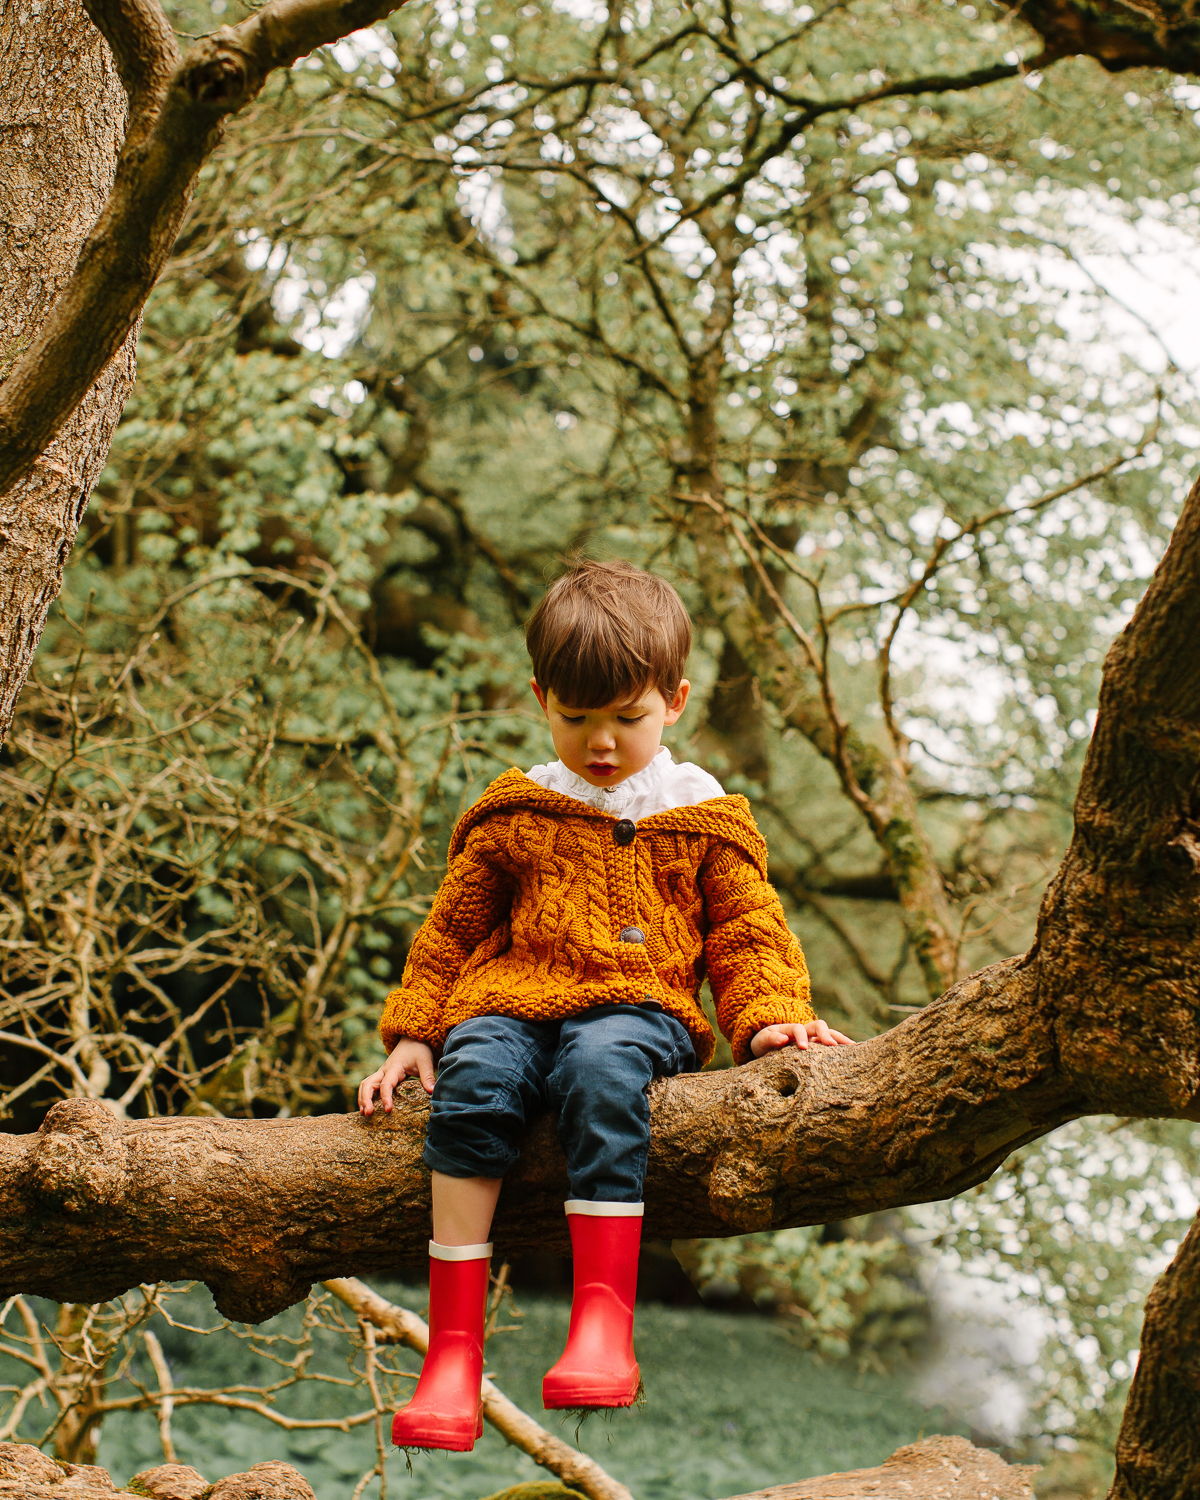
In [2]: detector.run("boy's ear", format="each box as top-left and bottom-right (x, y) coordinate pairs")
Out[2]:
(530, 678), (550, 714)
(663, 679), (690, 726)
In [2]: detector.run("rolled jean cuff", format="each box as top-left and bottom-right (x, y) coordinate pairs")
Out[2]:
(422, 1136), (517, 1179)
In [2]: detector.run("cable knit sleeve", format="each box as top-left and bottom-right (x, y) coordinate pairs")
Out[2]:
(700, 840), (814, 1065)
(378, 820), (513, 1055)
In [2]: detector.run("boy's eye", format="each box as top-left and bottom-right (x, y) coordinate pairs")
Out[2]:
(618, 715), (646, 725)
(560, 714), (585, 725)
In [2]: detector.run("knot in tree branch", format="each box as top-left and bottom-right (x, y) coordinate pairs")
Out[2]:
(182, 33), (260, 110)
(24, 1099), (130, 1215)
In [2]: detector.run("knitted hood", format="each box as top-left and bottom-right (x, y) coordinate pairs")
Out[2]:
(448, 767), (769, 875)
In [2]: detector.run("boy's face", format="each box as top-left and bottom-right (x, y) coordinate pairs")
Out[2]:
(530, 680), (691, 789)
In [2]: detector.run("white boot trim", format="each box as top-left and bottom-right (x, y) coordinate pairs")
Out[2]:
(429, 1240), (493, 1261)
(564, 1200), (644, 1217)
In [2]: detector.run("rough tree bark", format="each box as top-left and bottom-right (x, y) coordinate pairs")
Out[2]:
(722, 1436), (1036, 1499)
(0, 0), (137, 747)
(0, 1434), (1035, 1498)
(0, 0), (413, 743)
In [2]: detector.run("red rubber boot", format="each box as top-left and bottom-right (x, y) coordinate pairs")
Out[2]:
(392, 1242), (491, 1451)
(542, 1202), (642, 1409)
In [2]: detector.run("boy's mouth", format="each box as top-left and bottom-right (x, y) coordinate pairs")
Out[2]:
(586, 762), (618, 777)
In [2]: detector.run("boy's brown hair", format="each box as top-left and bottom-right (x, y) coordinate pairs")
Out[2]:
(525, 558), (692, 708)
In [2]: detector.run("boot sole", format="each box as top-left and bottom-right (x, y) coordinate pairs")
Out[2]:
(542, 1366), (640, 1410)
(391, 1411), (484, 1451)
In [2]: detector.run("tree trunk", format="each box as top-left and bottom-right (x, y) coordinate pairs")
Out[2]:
(0, 0), (138, 742)
(1107, 1211), (1200, 1500)
(0, 0), (411, 745)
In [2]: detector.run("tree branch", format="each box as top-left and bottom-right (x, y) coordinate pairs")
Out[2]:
(1034, 472), (1200, 1116)
(0, 0), (412, 499)
(0, 958), (1088, 1323)
(84, 0), (181, 105)
(686, 494), (963, 998)
(630, 54), (1055, 259)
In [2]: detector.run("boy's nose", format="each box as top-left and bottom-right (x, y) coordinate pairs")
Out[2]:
(588, 726), (616, 750)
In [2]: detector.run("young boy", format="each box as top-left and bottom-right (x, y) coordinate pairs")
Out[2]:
(358, 558), (851, 1452)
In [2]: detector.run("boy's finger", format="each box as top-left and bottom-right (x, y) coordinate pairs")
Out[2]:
(380, 1077), (394, 1113)
(419, 1056), (436, 1094)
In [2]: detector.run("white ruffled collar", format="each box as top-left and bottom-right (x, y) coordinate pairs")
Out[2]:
(534, 746), (672, 815)
(524, 747), (725, 820)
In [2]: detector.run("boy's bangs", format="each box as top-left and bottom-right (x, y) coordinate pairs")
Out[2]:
(541, 616), (656, 709)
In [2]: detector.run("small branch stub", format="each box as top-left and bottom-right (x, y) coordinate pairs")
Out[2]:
(183, 36), (257, 107)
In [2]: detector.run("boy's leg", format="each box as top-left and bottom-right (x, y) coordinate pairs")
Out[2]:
(548, 1005), (696, 1202)
(423, 1013), (556, 1187)
(431, 1172), (502, 1247)
(541, 1006), (696, 1409)
(394, 1015), (555, 1451)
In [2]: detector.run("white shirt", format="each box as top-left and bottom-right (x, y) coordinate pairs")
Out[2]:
(525, 745), (725, 820)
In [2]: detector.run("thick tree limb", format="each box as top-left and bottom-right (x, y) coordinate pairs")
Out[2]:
(85, 0), (182, 104)
(0, 0), (411, 503)
(1034, 473), (1200, 1117)
(0, 961), (1125, 1321)
(1017, 0), (1200, 73)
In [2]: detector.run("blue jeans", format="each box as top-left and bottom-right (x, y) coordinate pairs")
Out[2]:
(423, 1006), (697, 1202)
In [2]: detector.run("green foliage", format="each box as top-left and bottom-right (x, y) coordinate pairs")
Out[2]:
(82, 0), (1199, 1023)
(0, 567), (542, 1123)
(680, 1224), (929, 1362)
(913, 1118), (1200, 1489)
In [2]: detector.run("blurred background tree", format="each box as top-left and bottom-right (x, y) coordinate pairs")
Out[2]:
(4, 0), (1200, 1493)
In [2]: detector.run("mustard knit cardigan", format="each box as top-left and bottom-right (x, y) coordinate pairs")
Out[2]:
(379, 768), (814, 1067)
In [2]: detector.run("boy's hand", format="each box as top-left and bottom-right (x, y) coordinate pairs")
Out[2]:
(750, 1019), (854, 1057)
(358, 1039), (436, 1116)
